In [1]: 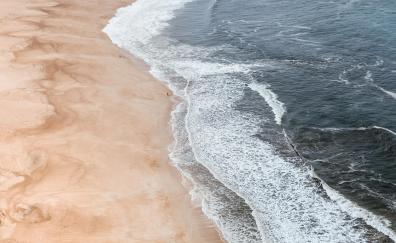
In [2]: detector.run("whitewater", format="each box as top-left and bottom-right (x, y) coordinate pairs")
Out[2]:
(104, 0), (395, 242)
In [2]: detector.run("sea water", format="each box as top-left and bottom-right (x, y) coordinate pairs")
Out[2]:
(104, 0), (396, 242)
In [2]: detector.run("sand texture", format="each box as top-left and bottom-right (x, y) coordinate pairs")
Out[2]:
(0, 1), (223, 242)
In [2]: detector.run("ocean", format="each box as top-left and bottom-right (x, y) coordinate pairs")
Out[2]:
(104, 0), (396, 242)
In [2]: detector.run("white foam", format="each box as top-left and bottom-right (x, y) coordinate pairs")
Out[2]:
(373, 59), (384, 67)
(365, 70), (373, 83)
(359, 69), (396, 100)
(373, 126), (396, 136)
(377, 86), (396, 100)
(319, 177), (396, 241)
(248, 82), (286, 125)
(172, 60), (263, 76)
(338, 69), (351, 84)
(290, 38), (321, 46)
(103, 0), (192, 46)
(313, 126), (396, 137)
(103, 0), (387, 242)
(104, 1), (264, 242)
(180, 61), (370, 242)
(276, 22), (312, 30)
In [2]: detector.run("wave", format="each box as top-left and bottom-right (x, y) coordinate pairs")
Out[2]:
(248, 82), (286, 125)
(207, 0), (218, 10)
(104, 1), (264, 242)
(333, 61), (396, 102)
(312, 126), (396, 137)
(335, 60), (385, 87)
(377, 86), (396, 100)
(103, 0), (388, 242)
(314, 173), (396, 241)
(373, 126), (396, 136)
(170, 100), (263, 243)
(104, 0), (193, 46)
(299, 125), (396, 240)
(276, 22), (312, 30)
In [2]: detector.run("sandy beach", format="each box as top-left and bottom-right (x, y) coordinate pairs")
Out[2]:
(0, 0), (223, 242)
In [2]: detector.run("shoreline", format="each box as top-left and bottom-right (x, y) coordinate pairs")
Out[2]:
(0, 0), (223, 242)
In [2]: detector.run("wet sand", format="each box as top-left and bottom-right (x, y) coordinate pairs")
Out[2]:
(0, 0), (223, 242)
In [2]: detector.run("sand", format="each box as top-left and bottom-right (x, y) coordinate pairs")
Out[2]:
(0, 0), (223, 242)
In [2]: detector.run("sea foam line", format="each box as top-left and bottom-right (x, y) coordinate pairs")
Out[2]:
(312, 171), (396, 242)
(248, 82), (286, 125)
(103, 0), (390, 242)
(377, 86), (396, 100)
(312, 126), (396, 137)
(373, 126), (396, 136)
(103, 0), (193, 46)
(104, 1), (264, 242)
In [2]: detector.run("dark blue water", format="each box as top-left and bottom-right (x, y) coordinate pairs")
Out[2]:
(105, 0), (396, 241)
(167, 0), (396, 241)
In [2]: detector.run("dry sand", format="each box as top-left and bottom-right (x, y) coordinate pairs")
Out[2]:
(0, 0), (223, 242)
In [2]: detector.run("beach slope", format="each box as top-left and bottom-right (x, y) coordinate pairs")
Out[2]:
(0, 0), (222, 242)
